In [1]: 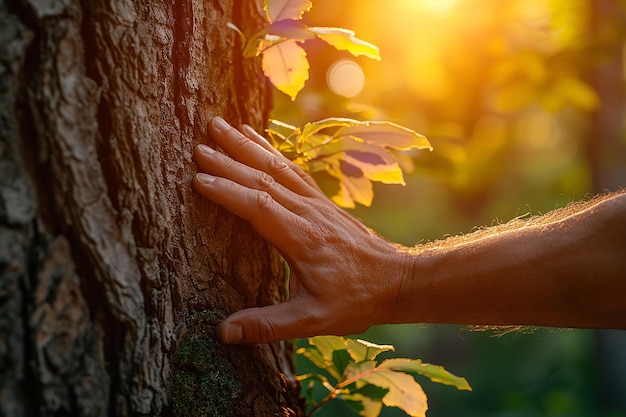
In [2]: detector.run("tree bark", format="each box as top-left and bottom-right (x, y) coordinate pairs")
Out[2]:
(0, 0), (302, 416)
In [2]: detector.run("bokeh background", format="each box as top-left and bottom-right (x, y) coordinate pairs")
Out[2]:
(272, 1), (626, 416)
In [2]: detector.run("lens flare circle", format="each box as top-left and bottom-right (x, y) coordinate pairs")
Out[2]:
(326, 59), (365, 98)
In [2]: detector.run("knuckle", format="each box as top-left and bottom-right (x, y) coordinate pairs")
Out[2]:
(255, 190), (274, 212)
(220, 153), (236, 169)
(222, 180), (238, 196)
(268, 155), (290, 174)
(255, 316), (277, 343)
(254, 171), (276, 191)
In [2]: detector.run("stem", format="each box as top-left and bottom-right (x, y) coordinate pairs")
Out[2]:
(306, 389), (339, 417)
(335, 368), (379, 390)
(306, 368), (382, 416)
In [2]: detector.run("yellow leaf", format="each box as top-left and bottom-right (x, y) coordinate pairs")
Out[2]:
(308, 27), (381, 61)
(327, 162), (374, 207)
(300, 117), (357, 141)
(344, 361), (377, 380)
(348, 393), (384, 417)
(262, 40), (309, 100)
(343, 152), (404, 185)
(336, 121), (431, 151)
(264, 0), (312, 23)
(380, 358), (472, 391)
(305, 138), (405, 184)
(362, 370), (428, 417)
(330, 189), (355, 209)
(346, 339), (395, 362)
(308, 336), (346, 362)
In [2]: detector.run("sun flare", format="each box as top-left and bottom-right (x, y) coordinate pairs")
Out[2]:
(417, 0), (458, 17)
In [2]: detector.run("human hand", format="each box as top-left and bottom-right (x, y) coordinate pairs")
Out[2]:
(193, 117), (410, 344)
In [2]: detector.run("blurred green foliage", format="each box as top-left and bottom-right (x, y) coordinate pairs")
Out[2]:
(276, 0), (626, 416)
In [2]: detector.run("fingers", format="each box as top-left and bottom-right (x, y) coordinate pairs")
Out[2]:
(218, 298), (327, 344)
(242, 124), (281, 156)
(193, 172), (304, 252)
(193, 144), (305, 213)
(242, 124), (323, 193)
(209, 117), (318, 198)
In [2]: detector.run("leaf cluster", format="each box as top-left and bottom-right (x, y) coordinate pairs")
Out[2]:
(297, 336), (471, 417)
(266, 118), (432, 208)
(229, 0), (380, 100)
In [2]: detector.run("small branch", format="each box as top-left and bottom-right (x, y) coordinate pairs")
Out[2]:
(306, 389), (339, 417)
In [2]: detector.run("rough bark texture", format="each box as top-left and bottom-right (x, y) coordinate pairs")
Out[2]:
(0, 0), (302, 416)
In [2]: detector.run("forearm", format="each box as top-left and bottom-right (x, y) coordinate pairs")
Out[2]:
(195, 118), (626, 342)
(389, 192), (626, 329)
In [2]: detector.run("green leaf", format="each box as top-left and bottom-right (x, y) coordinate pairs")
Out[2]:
(350, 382), (389, 401)
(264, 0), (312, 23)
(309, 336), (347, 362)
(299, 336), (349, 380)
(379, 358), (472, 391)
(335, 121), (431, 150)
(296, 346), (329, 372)
(343, 397), (367, 414)
(261, 40), (309, 100)
(346, 339), (395, 362)
(309, 27), (381, 61)
(332, 349), (352, 379)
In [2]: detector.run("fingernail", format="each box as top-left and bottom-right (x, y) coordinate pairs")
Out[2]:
(197, 144), (215, 154)
(222, 322), (243, 344)
(212, 116), (230, 132)
(196, 173), (216, 184)
(243, 124), (269, 144)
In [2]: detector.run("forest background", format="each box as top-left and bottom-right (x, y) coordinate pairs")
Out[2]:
(278, 1), (626, 416)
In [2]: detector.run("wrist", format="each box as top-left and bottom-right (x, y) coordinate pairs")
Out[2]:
(381, 245), (428, 326)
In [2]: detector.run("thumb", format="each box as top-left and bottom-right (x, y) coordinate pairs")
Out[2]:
(218, 300), (320, 344)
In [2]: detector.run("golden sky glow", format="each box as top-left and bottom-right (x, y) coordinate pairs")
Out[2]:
(271, 0), (616, 214)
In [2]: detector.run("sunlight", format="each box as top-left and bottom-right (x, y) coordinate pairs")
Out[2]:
(417, 0), (458, 17)
(326, 59), (365, 98)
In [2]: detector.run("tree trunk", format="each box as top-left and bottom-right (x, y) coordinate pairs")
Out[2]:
(587, 1), (626, 412)
(0, 0), (302, 416)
